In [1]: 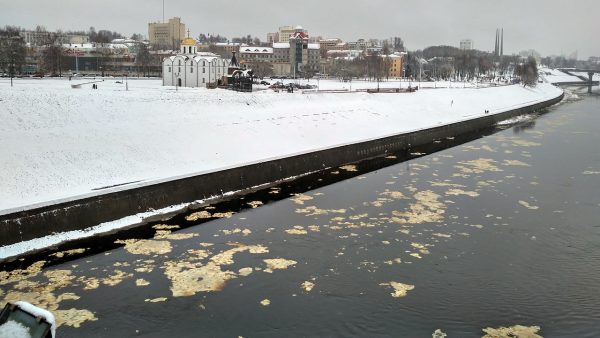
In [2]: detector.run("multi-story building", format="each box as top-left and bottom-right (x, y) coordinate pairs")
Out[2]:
(278, 25), (307, 43)
(61, 42), (135, 74)
(148, 17), (186, 49)
(460, 39), (474, 50)
(60, 34), (90, 45)
(289, 32), (320, 75)
(272, 42), (292, 75)
(20, 31), (90, 46)
(383, 53), (404, 77)
(212, 42), (244, 59)
(239, 46), (274, 63)
(308, 35), (322, 44)
(238, 32), (320, 77)
(20, 31), (52, 46)
(266, 32), (279, 44)
(318, 38), (347, 57)
(348, 39), (369, 51)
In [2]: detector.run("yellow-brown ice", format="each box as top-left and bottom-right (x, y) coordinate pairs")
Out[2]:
(482, 325), (542, 338)
(379, 282), (415, 298)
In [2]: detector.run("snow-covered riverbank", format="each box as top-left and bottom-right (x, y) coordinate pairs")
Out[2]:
(539, 67), (586, 84)
(0, 78), (562, 214)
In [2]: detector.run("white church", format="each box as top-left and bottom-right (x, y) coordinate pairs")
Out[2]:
(162, 36), (230, 88)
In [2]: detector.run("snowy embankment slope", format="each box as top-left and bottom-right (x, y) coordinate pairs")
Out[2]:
(539, 67), (585, 84)
(572, 71), (600, 81)
(0, 78), (562, 214)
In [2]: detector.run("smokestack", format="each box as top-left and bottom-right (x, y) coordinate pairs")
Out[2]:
(500, 28), (504, 56)
(494, 29), (499, 56)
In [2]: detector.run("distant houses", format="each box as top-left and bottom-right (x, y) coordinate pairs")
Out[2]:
(238, 32), (320, 77)
(7, 19), (410, 79)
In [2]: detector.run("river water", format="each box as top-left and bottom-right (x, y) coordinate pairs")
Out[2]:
(1, 93), (599, 337)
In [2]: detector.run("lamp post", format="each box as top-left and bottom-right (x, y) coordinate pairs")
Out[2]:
(418, 58), (422, 87)
(401, 66), (405, 89)
(9, 63), (14, 87)
(9, 48), (16, 87)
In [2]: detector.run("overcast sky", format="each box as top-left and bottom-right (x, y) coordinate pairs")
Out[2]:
(1, 0), (598, 58)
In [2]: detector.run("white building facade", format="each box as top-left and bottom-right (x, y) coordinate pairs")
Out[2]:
(162, 38), (230, 88)
(460, 39), (474, 50)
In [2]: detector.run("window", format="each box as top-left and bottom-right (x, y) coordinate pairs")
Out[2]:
(203, 68), (205, 73)
(190, 67), (193, 73)
(168, 67), (171, 73)
(203, 61), (206, 66)
(202, 78), (205, 83)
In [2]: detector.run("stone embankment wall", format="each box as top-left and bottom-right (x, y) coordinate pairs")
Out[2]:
(0, 92), (564, 247)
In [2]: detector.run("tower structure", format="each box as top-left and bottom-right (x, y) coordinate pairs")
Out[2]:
(494, 28), (504, 57)
(494, 29), (499, 57)
(500, 28), (504, 57)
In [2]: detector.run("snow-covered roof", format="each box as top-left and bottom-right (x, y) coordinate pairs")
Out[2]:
(108, 44), (129, 49)
(327, 49), (361, 55)
(273, 42), (290, 49)
(111, 38), (138, 44)
(215, 42), (241, 46)
(308, 43), (320, 50)
(290, 32), (309, 40)
(240, 47), (273, 54)
(62, 43), (129, 50)
(163, 53), (228, 64)
(63, 43), (94, 49)
(192, 55), (227, 63)
(196, 52), (219, 57)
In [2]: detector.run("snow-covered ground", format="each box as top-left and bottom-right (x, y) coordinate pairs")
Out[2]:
(539, 67), (585, 84)
(0, 78), (562, 215)
(572, 71), (600, 82)
(269, 78), (485, 91)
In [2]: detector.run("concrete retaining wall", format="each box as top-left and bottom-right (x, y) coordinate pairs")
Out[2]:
(0, 92), (564, 246)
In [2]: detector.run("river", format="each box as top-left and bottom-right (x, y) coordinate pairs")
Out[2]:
(1, 92), (599, 337)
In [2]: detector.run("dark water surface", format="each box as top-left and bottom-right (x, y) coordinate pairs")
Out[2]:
(2, 94), (599, 337)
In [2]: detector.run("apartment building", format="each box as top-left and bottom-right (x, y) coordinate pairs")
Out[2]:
(148, 17), (186, 49)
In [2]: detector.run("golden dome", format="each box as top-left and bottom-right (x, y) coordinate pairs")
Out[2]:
(181, 37), (196, 46)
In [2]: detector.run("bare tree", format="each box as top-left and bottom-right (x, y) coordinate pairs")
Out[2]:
(41, 45), (64, 76)
(516, 56), (538, 87)
(0, 27), (26, 76)
(131, 33), (144, 41)
(382, 42), (392, 80)
(393, 37), (405, 52)
(251, 61), (274, 79)
(135, 43), (151, 76)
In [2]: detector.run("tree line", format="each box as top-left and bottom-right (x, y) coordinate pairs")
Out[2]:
(0, 26), (26, 76)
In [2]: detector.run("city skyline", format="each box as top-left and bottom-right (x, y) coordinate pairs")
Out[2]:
(0, 0), (598, 59)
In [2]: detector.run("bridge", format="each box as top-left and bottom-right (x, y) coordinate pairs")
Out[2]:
(558, 68), (600, 93)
